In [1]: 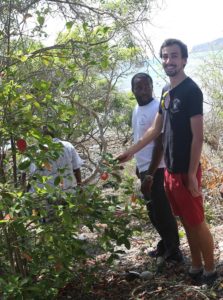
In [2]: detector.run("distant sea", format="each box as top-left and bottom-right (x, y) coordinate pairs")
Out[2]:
(117, 51), (212, 113)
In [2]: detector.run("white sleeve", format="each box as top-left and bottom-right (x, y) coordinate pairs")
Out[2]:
(70, 146), (83, 169)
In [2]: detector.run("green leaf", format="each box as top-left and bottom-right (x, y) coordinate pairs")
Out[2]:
(25, 94), (34, 100)
(54, 176), (61, 186)
(37, 15), (45, 26)
(179, 230), (185, 238)
(33, 101), (40, 109)
(20, 55), (28, 62)
(83, 52), (90, 60)
(29, 129), (41, 139)
(111, 172), (122, 182)
(63, 210), (72, 225)
(18, 158), (31, 170)
(124, 239), (131, 249)
(66, 21), (74, 30)
(83, 22), (88, 31)
(14, 222), (26, 235)
(101, 59), (109, 69)
(42, 57), (50, 66)
(117, 236), (131, 249)
(103, 26), (110, 33)
(107, 253), (120, 263)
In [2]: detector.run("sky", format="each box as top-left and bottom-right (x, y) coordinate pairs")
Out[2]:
(40, 0), (220, 109)
(148, 0), (223, 52)
(43, 0), (223, 53)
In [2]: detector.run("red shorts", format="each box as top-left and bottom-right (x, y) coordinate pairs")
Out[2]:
(164, 166), (204, 226)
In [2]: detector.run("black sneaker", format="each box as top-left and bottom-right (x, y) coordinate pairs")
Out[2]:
(202, 271), (218, 286)
(165, 250), (184, 264)
(188, 269), (203, 280)
(192, 271), (218, 286)
(148, 249), (164, 258)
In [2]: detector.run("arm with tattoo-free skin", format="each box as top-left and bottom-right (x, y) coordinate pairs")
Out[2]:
(220, 184), (223, 198)
(187, 115), (203, 197)
(117, 113), (163, 163)
(74, 168), (82, 186)
(147, 133), (164, 176)
(141, 133), (164, 195)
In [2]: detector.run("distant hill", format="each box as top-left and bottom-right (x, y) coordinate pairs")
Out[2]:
(191, 38), (223, 52)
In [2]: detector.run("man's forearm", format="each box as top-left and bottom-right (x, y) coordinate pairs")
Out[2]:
(74, 168), (82, 185)
(188, 138), (202, 175)
(129, 124), (161, 156)
(147, 134), (163, 176)
(117, 113), (163, 163)
(188, 115), (203, 176)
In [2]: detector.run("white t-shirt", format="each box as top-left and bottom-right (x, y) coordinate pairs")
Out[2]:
(132, 99), (165, 172)
(30, 138), (83, 192)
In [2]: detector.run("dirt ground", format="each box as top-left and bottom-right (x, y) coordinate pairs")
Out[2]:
(57, 219), (223, 300)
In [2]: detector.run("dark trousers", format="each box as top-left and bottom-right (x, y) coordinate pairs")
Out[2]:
(140, 168), (180, 258)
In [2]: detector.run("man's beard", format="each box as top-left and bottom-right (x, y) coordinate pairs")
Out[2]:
(136, 96), (151, 106)
(163, 63), (185, 77)
(165, 70), (178, 77)
(164, 66), (178, 77)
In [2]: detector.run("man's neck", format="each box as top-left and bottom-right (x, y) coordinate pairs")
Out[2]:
(169, 72), (187, 89)
(137, 97), (153, 106)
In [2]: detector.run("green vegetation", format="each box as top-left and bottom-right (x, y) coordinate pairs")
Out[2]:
(0, 0), (155, 298)
(196, 51), (223, 151)
(0, 1), (222, 298)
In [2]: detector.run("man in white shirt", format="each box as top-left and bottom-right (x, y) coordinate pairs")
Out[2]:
(131, 73), (182, 262)
(30, 126), (83, 193)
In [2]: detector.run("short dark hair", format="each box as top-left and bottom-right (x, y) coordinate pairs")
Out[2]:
(42, 125), (55, 138)
(159, 39), (188, 59)
(131, 73), (153, 91)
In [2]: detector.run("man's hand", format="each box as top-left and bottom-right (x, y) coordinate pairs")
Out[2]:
(116, 151), (133, 163)
(141, 175), (153, 197)
(187, 174), (201, 197)
(220, 184), (223, 198)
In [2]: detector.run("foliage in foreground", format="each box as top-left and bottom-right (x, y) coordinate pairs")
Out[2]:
(0, 0), (162, 298)
(0, 151), (147, 299)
